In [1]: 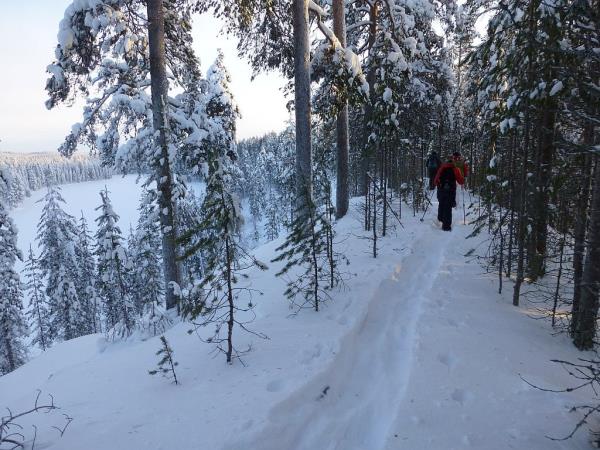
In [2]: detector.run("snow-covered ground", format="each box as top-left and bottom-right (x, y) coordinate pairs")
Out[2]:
(1, 193), (593, 450)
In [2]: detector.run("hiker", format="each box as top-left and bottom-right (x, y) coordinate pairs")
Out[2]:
(426, 151), (442, 190)
(433, 157), (465, 231)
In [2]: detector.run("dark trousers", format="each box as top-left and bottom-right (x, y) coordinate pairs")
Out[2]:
(437, 188), (455, 231)
(428, 169), (437, 190)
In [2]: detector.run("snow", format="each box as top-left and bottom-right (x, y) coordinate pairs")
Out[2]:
(1, 193), (592, 449)
(549, 80), (564, 96)
(383, 87), (393, 103)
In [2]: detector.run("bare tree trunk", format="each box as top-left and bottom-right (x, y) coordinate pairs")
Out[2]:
(333, 0), (349, 219)
(293, 0), (313, 211)
(225, 236), (234, 363)
(147, 0), (181, 310)
(372, 174), (377, 258)
(552, 229), (566, 328)
(573, 156), (600, 350)
(571, 134), (593, 335)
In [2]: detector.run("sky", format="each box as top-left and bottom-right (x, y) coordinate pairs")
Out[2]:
(0, 1), (290, 154)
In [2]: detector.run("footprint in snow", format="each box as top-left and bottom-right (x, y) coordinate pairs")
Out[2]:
(451, 388), (472, 406)
(266, 379), (285, 392)
(437, 352), (458, 371)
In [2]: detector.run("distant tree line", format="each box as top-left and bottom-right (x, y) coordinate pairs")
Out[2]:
(0, 152), (112, 209)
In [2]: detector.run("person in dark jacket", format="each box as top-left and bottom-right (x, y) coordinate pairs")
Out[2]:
(426, 151), (442, 190)
(434, 158), (465, 231)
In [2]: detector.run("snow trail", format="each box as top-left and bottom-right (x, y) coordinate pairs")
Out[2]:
(226, 231), (449, 450)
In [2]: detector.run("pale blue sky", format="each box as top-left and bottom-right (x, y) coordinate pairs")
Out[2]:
(0, 1), (289, 153)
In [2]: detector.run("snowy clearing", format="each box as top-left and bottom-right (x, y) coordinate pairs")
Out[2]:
(1, 196), (592, 450)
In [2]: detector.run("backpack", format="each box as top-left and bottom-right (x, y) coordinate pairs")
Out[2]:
(426, 154), (440, 171)
(439, 165), (456, 191)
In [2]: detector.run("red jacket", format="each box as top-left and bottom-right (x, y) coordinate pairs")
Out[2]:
(434, 162), (465, 187)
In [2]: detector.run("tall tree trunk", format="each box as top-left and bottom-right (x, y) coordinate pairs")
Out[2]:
(147, 0), (181, 310)
(571, 132), (593, 335)
(573, 156), (600, 350)
(528, 100), (556, 280)
(293, 0), (313, 209)
(333, 0), (349, 219)
(512, 113), (531, 307)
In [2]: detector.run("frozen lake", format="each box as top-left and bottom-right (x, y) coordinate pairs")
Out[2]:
(11, 174), (154, 271)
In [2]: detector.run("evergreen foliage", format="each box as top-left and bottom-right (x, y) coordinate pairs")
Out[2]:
(36, 187), (87, 341)
(0, 184), (28, 375)
(94, 189), (136, 339)
(129, 188), (171, 337)
(23, 246), (51, 351)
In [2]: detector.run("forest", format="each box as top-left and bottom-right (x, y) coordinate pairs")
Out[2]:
(0, 0), (599, 449)
(0, 152), (112, 208)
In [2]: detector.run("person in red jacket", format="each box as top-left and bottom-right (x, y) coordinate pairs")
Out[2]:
(434, 157), (465, 231)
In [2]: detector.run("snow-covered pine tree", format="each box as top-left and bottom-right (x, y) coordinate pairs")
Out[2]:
(23, 245), (51, 351)
(0, 180), (28, 374)
(45, 0), (212, 311)
(94, 189), (136, 339)
(36, 187), (87, 341)
(129, 188), (170, 337)
(75, 213), (101, 334)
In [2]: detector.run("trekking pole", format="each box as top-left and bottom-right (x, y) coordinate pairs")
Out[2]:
(462, 186), (466, 225)
(420, 190), (435, 222)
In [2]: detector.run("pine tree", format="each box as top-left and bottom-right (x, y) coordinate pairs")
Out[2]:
(23, 246), (51, 351)
(148, 335), (179, 384)
(45, 0), (213, 311)
(181, 154), (267, 363)
(272, 187), (341, 312)
(94, 189), (136, 339)
(0, 190), (28, 375)
(180, 54), (266, 363)
(36, 187), (87, 341)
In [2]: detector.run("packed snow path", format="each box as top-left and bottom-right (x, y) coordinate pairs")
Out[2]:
(228, 230), (449, 450)
(227, 207), (588, 450)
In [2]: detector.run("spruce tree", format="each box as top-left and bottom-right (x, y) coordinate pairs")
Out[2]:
(75, 213), (100, 334)
(23, 246), (51, 351)
(0, 190), (28, 375)
(130, 188), (170, 337)
(94, 189), (136, 339)
(36, 187), (87, 341)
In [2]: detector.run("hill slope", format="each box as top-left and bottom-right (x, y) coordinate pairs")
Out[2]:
(0, 200), (591, 450)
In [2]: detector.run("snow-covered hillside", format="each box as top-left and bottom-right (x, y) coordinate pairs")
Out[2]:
(0, 200), (591, 450)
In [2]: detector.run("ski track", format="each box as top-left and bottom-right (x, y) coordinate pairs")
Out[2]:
(225, 230), (449, 450)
